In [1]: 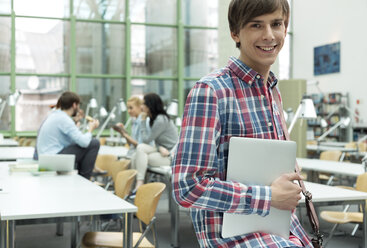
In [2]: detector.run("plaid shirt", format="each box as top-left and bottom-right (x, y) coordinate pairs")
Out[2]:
(172, 57), (313, 248)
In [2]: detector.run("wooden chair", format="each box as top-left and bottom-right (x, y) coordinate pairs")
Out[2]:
(110, 159), (131, 185)
(102, 169), (138, 231)
(114, 169), (137, 200)
(82, 182), (166, 248)
(93, 154), (118, 188)
(319, 150), (342, 185)
(320, 172), (367, 246)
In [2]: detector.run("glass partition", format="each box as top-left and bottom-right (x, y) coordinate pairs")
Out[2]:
(15, 18), (70, 74)
(0, 17), (11, 72)
(0, 0), (10, 14)
(131, 79), (177, 104)
(0, 76), (10, 130)
(130, 0), (176, 24)
(76, 22), (125, 75)
(131, 25), (177, 77)
(184, 28), (218, 78)
(182, 0), (218, 27)
(15, 76), (69, 131)
(74, 0), (125, 21)
(14, 0), (69, 18)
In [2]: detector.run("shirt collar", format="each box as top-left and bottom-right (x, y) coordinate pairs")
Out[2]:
(227, 56), (278, 89)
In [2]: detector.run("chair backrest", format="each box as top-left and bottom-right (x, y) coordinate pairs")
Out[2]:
(115, 169), (137, 199)
(345, 142), (357, 149)
(319, 150), (342, 161)
(134, 182), (166, 225)
(356, 173), (367, 192)
(94, 154), (118, 174)
(110, 159), (130, 183)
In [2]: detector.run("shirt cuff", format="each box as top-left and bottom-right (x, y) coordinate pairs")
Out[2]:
(246, 185), (271, 217)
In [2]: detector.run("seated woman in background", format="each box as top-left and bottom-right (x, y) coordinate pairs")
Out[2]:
(131, 92), (178, 191)
(114, 96), (151, 157)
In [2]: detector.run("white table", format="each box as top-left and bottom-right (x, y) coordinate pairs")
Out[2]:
(302, 181), (367, 247)
(318, 141), (349, 147)
(105, 137), (127, 146)
(297, 158), (365, 181)
(307, 144), (357, 152)
(0, 139), (18, 147)
(0, 147), (35, 161)
(99, 145), (129, 158)
(0, 166), (137, 248)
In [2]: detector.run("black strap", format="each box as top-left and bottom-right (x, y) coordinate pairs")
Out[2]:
(271, 88), (323, 246)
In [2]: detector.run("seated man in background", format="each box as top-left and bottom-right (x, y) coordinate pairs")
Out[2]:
(35, 91), (100, 179)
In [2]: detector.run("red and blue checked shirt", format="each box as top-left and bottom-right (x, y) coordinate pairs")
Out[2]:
(172, 57), (313, 248)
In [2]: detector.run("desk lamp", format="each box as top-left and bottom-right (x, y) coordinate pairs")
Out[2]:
(288, 98), (317, 134)
(316, 117), (351, 142)
(82, 98), (98, 131)
(96, 99), (127, 139)
(0, 90), (21, 121)
(167, 99), (182, 128)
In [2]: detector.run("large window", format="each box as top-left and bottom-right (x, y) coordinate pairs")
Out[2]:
(0, 0), (218, 135)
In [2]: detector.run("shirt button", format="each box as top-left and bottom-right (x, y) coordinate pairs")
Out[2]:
(248, 80), (252, 85)
(256, 75), (261, 79)
(268, 122), (272, 127)
(261, 95), (265, 99)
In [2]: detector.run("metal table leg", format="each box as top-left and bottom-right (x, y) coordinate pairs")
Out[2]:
(71, 217), (80, 248)
(124, 212), (133, 248)
(171, 198), (180, 247)
(0, 220), (6, 248)
(363, 201), (367, 248)
(8, 220), (15, 248)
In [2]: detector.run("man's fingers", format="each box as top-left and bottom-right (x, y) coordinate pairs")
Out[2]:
(287, 172), (302, 181)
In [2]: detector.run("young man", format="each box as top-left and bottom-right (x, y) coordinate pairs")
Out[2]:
(172, 0), (313, 247)
(35, 91), (100, 179)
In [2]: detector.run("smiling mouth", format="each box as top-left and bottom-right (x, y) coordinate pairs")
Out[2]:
(257, 45), (277, 51)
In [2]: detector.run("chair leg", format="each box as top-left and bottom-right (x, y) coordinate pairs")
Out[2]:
(324, 223), (339, 247)
(56, 222), (64, 236)
(351, 224), (359, 236)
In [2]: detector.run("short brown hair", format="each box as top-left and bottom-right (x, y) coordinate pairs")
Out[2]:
(228, 0), (290, 48)
(57, 91), (81, 110)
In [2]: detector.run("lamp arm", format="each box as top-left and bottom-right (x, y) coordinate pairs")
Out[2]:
(357, 134), (367, 144)
(342, 105), (359, 118)
(317, 120), (343, 142)
(124, 117), (131, 129)
(0, 102), (6, 121)
(82, 104), (91, 132)
(288, 104), (302, 134)
(96, 106), (116, 139)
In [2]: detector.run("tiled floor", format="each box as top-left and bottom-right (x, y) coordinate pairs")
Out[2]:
(15, 191), (364, 248)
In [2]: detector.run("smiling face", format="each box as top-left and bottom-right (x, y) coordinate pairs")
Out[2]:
(127, 101), (141, 118)
(231, 8), (287, 76)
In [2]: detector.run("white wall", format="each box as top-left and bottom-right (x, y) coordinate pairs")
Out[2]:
(293, 0), (367, 123)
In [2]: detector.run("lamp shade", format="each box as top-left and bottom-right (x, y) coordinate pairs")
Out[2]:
(341, 117), (351, 127)
(299, 98), (317, 119)
(89, 98), (98, 108)
(8, 90), (21, 106)
(167, 99), (178, 116)
(117, 98), (127, 112)
(99, 107), (108, 118)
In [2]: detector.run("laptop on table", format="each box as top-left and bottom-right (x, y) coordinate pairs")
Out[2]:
(38, 154), (76, 172)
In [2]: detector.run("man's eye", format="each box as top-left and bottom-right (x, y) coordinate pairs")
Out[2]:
(251, 24), (261, 28)
(272, 22), (282, 27)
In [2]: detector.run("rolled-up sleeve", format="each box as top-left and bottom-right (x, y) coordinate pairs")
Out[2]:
(171, 83), (271, 216)
(62, 118), (92, 148)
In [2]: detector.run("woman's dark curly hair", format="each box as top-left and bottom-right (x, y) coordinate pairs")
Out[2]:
(143, 93), (169, 126)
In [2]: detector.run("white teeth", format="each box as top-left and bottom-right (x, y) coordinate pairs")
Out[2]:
(260, 46), (274, 51)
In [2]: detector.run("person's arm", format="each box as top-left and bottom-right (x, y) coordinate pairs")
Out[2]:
(114, 123), (138, 147)
(140, 115), (166, 145)
(172, 83), (272, 215)
(62, 117), (99, 148)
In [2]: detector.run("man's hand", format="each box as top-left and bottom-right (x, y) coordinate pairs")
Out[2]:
(88, 119), (99, 132)
(270, 172), (303, 211)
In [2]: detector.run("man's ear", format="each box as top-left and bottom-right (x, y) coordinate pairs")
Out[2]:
(230, 31), (240, 43)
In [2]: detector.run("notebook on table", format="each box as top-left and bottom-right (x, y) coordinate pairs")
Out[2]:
(222, 137), (297, 239)
(38, 154), (76, 172)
